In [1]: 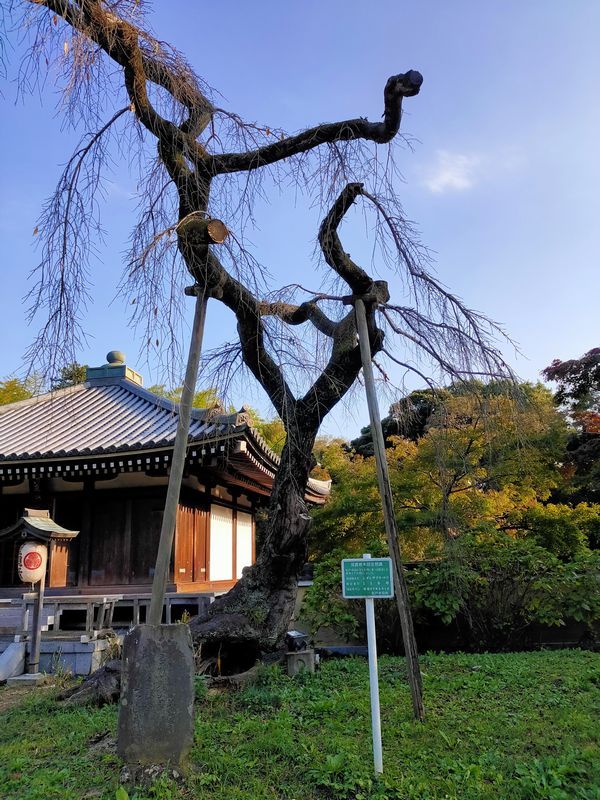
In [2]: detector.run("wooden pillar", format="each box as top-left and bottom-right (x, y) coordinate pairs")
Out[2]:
(205, 482), (213, 582)
(231, 490), (239, 581)
(123, 498), (132, 585)
(193, 505), (208, 584)
(28, 569), (45, 675)
(77, 478), (94, 588)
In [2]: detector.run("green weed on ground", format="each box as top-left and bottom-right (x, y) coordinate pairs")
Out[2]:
(0, 650), (598, 800)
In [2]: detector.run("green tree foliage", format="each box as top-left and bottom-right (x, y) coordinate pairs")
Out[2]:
(408, 536), (600, 649)
(51, 362), (87, 389)
(0, 377), (33, 405)
(0, 365), (85, 404)
(543, 348), (600, 499)
(147, 383), (224, 411)
(312, 382), (595, 560)
(308, 381), (600, 647)
(300, 550), (363, 641)
(543, 348), (600, 412)
(515, 503), (600, 559)
(0, 374), (45, 405)
(244, 409), (286, 456)
(304, 536), (600, 651)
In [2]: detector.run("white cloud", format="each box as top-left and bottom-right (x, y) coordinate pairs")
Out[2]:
(422, 150), (483, 194)
(420, 147), (526, 195)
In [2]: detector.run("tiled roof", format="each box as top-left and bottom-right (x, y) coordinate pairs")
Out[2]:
(0, 375), (331, 500)
(0, 379), (239, 462)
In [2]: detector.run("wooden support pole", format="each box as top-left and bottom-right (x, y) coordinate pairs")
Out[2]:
(354, 298), (425, 721)
(149, 294), (208, 626)
(28, 570), (45, 674)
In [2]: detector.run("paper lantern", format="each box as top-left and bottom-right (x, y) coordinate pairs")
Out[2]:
(18, 541), (48, 584)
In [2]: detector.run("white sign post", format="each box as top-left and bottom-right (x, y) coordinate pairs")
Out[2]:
(342, 553), (394, 774)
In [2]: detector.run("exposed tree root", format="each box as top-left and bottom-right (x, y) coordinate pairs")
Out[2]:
(204, 662), (265, 690)
(57, 658), (121, 707)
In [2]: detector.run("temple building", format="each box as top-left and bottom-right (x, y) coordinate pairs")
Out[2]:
(0, 352), (329, 597)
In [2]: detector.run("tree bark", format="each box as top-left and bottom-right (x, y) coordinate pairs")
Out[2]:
(190, 419), (317, 660)
(58, 659), (122, 707)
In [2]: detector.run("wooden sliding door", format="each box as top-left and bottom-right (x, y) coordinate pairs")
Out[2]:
(175, 503), (208, 583)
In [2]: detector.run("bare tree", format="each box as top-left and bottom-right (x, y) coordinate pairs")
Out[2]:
(5, 2), (513, 663)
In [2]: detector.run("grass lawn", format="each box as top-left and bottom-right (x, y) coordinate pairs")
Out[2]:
(0, 650), (598, 800)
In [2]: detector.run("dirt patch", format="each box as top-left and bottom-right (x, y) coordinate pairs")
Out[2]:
(0, 684), (45, 713)
(0, 678), (76, 713)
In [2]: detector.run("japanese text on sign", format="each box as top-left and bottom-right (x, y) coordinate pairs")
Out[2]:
(342, 557), (394, 599)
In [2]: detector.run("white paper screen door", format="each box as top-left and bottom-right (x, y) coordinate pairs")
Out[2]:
(209, 504), (233, 581)
(236, 511), (253, 578)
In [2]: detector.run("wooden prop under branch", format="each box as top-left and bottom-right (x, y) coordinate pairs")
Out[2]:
(177, 215), (229, 245)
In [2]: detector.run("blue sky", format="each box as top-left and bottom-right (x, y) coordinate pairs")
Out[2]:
(1, 1), (598, 437)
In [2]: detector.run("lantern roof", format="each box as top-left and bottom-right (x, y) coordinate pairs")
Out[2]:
(0, 508), (79, 543)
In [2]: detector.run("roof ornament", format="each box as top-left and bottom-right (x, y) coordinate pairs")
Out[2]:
(106, 350), (126, 365)
(85, 351), (143, 385)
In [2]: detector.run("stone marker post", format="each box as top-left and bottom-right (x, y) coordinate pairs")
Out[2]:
(117, 624), (195, 766)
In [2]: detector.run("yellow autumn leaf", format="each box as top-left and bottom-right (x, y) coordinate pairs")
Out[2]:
(63, 41), (69, 56)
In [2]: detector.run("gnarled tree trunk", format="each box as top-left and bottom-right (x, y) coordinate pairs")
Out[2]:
(191, 420), (317, 666)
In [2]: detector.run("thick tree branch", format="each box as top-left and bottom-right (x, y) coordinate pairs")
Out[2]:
(187, 251), (297, 421)
(299, 310), (366, 428)
(257, 299), (338, 337)
(33, 0), (211, 157)
(300, 183), (390, 427)
(318, 182), (373, 293)
(208, 70), (422, 175)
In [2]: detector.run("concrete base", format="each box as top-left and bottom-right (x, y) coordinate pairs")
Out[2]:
(117, 624), (194, 767)
(39, 638), (116, 676)
(0, 635), (118, 676)
(6, 672), (45, 686)
(286, 649), (316, 676)
(0, 642), (26, 681)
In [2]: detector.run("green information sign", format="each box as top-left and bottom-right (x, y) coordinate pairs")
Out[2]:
(341, 557), (394, 599)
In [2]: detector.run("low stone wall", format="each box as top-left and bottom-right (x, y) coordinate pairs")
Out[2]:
(38, 638), (119, 675)
(0, 635), (118, 677)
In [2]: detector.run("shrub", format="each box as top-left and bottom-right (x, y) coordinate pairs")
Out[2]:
(301, 537), (600, 652)
(300, 551), (363, 641)
(408, 536), (600, 649)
